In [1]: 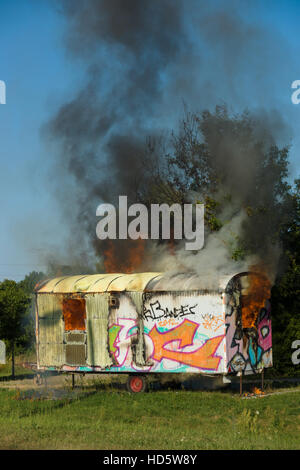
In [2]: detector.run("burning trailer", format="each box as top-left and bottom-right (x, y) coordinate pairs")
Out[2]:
(34, 271), (272, 392)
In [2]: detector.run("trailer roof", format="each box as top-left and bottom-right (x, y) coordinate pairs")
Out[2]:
(35, 271), (243, 294)
(35, 273), (161, 294)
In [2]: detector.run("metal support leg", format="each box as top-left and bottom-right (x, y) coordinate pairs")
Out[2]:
(72, 373), (75, 389)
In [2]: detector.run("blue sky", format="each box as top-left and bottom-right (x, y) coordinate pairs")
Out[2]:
(0, 0), (83, 279)
(0, 0), (299, 281)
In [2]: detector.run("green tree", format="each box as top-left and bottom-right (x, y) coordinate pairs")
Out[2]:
(271, 179), (300, 375)
(139, 107), (292, 263)
(0, 280), (31, 379)
(18, 271), (46, 353)
(18, 270), (46, 295)
(139, 106), (299, 374)
(164, 106), (291, 260)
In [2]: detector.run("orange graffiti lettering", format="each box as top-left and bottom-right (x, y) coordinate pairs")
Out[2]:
(202, 314), (224, 332)
(149, 319), (224, 370)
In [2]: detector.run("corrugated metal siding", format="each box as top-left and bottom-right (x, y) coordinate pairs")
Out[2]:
(127, 291), (146, 366)
(86, 293), (113, 368)
(37, 294), (65, 367)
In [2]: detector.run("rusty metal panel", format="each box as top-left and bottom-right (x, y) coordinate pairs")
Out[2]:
(86, 293), (113, 368)
(37, 294), (65, 367)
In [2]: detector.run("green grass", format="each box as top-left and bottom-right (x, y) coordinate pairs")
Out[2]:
(0, 353), (36, 380)
(0, 363), (34, 380)
(0, 385), (300, 449)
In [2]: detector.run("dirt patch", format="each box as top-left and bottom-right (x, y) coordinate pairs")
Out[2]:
(0, 374), (65, 390)
(0, 371), (122, 392)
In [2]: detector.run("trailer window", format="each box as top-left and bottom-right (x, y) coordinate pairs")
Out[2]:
(62, 298), (86, 331)
(240, 274), (270, 329)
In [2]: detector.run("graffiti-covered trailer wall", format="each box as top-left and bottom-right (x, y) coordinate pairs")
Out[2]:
(35, 272), (272, 375)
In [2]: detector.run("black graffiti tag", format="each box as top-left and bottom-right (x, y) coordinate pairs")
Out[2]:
(142, 300), (197, 321)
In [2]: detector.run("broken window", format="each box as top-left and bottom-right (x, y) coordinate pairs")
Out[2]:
(62, 298), (86, 331)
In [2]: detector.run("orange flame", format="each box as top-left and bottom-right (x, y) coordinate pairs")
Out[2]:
(103, 239), (145, 273)
(241, 265), (271, 329)
(62, 298), (86, 331)
(252, 387), (264, 395)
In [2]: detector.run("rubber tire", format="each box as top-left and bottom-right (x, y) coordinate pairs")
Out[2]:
(126, 375), (147, 393)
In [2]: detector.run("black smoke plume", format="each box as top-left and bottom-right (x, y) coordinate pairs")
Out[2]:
(44, 0), (293, 277)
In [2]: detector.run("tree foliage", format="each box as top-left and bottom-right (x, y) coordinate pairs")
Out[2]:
(18, 271), (47, 350)
(0, 271), (47, 376)
(140, 106), (299, 375)
(140, 106), (293, 263)
(0, 280), (31, 377)
(0, 280), (30, 343)
(271, 180), (300, 375)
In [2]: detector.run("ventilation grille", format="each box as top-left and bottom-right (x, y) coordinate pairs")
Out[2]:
(65, 344), (86, 365)
(66, 333), (85, 343)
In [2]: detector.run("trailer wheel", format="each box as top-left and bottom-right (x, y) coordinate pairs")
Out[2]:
(127, 375), (147, 393)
